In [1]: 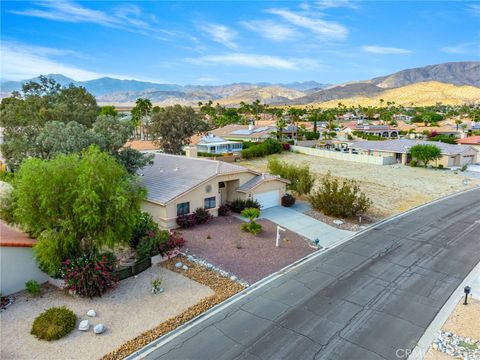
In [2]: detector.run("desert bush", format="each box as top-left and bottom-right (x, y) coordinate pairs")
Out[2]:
(160, 232), (186, 257)
(241, 139), (283, 159)
(461, 164), (468, 171)
(136, 230), (170, 260)
(218, 204), (230, 216)
(309, 172), (371, 218)
(281, 193), (296, 207)
(229, 199), (261, 213)
(410, 159), (417, 167)
(25, 280), (41, 296)
(130, 212), (159, 249)
(240, 221), (263, 235)
(267, 157), (314, 196)
(31, 307), (76, 341)
(62, 254), (116, 298)
(176, 213), (197, 228)
(194, 207), (213, 224)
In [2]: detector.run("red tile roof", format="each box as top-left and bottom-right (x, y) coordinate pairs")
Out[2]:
(457, 136), (480, 145)
(0, 221), (37, 247)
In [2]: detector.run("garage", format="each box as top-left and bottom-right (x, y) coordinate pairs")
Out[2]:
(253, 190), (280, 209)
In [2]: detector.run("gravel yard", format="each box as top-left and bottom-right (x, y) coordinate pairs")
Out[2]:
(0, 266), (213, 360)
(241, 152), (480, 219)
(180, 216), (316, 284)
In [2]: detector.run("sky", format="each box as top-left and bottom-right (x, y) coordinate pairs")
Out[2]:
(1, 1), (479, 85)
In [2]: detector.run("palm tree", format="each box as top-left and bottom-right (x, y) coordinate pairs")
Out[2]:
(134, 98), (152, 140)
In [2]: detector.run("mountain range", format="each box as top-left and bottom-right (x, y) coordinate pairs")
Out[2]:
(1, 61), (479, 107)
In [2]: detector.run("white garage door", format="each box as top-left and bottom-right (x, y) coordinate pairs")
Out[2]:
(254, 190), (280, 209)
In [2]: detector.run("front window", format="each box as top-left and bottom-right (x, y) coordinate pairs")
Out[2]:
(177, 202), (190, 216)
(204, 197), (216, 209)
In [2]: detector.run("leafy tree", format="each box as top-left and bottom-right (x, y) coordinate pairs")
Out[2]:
(99, 105), (118, 117)
(148, 105), (209, 154)
(267, 157), (314, 196)
(309, 172), (371, 218)
(0, 76), (99, 168)
(9, 146), (145, 276)
(410, 144), (442, 167)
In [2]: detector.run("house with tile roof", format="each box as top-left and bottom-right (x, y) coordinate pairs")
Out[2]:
(351, 139), (478, 167)
(209, 123), (276, 142)
(139, 153), (288, 229)
(457, 136), (480, 151)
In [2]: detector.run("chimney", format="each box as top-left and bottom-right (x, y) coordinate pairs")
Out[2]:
(248, 123), (254, 131)
(185, 146), (197, 158)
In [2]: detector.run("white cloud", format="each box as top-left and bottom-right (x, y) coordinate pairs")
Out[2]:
(240, 20), (299, 42)
(467, 4), (480, 16)
(200, 23), (238, 49)
(0, 41), (127, 81)
(315, 0), (359, 9)
(441, 42), (477, 54)
(266, 8), (348, 41)
(184, 53), (319, 70)
(10, 1), (174, 40)
(362, 45), (412, 54)
(196, 76), (217, 83)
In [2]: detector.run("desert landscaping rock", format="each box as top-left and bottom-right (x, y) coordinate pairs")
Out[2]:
(94, 324), (106, 335)
(86, 309), (96, 317)
(78, 320), (90, 331)
(175, 262), (183, 268)
(333, 219), (344, 225)
(182, 265), (188, 270)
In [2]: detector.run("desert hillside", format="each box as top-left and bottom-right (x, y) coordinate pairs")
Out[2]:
(311, 81), (480, 108)
(216, 86), (305, 106)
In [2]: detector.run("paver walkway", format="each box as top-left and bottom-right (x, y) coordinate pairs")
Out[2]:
(259, 206), (354, 248)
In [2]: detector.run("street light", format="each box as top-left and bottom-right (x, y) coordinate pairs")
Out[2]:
(464, 286), (471, 305)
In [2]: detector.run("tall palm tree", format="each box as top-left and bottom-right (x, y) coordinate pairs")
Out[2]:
(135, 98), (152, 140)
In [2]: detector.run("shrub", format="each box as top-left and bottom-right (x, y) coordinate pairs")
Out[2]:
(267, 157), (314, 196)
(62, 254), (116, 298)
(229, 199), (261, 213)
(438, 164), (444, 169)
(197, 152), (219, 158)
(31, 307), (76, 341)
(0, 171), (14, 183)
(194, 207), (213, 224)
(136, 230), (170, 260)
(282, 142), (291, 151)
(241, 139), (283, 159)
(240, 222), (263, 235)
(309, 172), (372, 218)
(160, 232), (186, 257)
(25, 280), (41, 296)
(281, 193), (296, 207)
(176, 213), (197, 228)
(410, 160), (417, 167)
(130, 212), (159, 249)
(461, 164), (468, 172)
(218, 204), (230, 216)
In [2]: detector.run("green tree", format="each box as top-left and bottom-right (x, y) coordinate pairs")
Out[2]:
(99, 105), (118, 117)
(148, 105), (209, 154)
(9, 146), (145, 276)
(410, 144), (442, 167)
(267, 157), (314, 196)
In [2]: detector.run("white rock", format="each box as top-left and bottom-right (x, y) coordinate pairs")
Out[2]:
(175, 262), (183, 268)
(187, 255), (194, 261)
(94, 324), (106, 334)
(206, 263), (213, 269)
(87, 309), (96, 317)
(78, 320), (90, 331)
(230, 275), (238, 281)
(333, 220), (344, 225)
(182, 265), (188, 270)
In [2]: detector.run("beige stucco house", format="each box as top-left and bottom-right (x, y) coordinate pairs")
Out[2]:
(140, 154), (288, 229)
(351, 139), (478, 167)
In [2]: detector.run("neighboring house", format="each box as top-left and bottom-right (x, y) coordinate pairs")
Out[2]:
(457, 136), (480, 152)
(196, 134), (243, 154)
(393, 114), (413, 123)
(346, 125), (399, 138)
(0, 220), (49, 295)
(351, 139), (478, 167)
(124, 140), (160, 152)
(210, 124), (276, 142)
(139, 153), (288, 229)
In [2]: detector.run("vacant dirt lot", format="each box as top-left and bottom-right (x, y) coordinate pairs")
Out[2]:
(241, 152), (480, 219)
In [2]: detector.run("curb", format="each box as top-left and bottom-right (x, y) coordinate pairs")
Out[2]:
(128, 186), (480, 360)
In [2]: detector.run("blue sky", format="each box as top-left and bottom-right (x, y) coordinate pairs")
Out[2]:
(1, 1), (479, 85)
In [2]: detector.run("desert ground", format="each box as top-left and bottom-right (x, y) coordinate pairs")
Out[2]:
(241, 152), (480, 219)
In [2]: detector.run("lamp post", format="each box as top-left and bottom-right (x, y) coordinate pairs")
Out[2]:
(464, 286), (471, 305)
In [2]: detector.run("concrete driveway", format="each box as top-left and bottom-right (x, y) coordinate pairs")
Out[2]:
(259, 205), (354, 248)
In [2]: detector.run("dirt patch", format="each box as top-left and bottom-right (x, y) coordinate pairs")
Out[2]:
(180, 216), (316, 284)
(442, 298), (480, 340)
(303, 208), (375, 231)
(102, 256), (244, 360)
(241, 153), (480, 218)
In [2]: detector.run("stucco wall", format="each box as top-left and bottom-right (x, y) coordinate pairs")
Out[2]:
(0, 246), (49, 296)
(292, 146), (397, 165)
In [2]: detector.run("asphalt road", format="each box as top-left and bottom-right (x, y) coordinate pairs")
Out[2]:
(144, 189), (480, 360)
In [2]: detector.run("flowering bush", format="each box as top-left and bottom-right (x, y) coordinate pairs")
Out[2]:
(282, 142), (291, 151)
(194, 208), (213, 224)
(62, 254), (116, 298)
(136, 230), (169, 260)
(176, 213), (197, 228)
(160, 232), (186, 257)
(218, 204), (230, 216)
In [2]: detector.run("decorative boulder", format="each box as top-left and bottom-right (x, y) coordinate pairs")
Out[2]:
(182, 265), (189, 271)
(94, 324), (106, 334)
(230, 275), (238, 281)
(175, 262), (183, 268)
(187, 255), (194, 261)
(333, 220), (344, 225)
(78, 320), (90, 331)
(87, 309), (96, 317)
